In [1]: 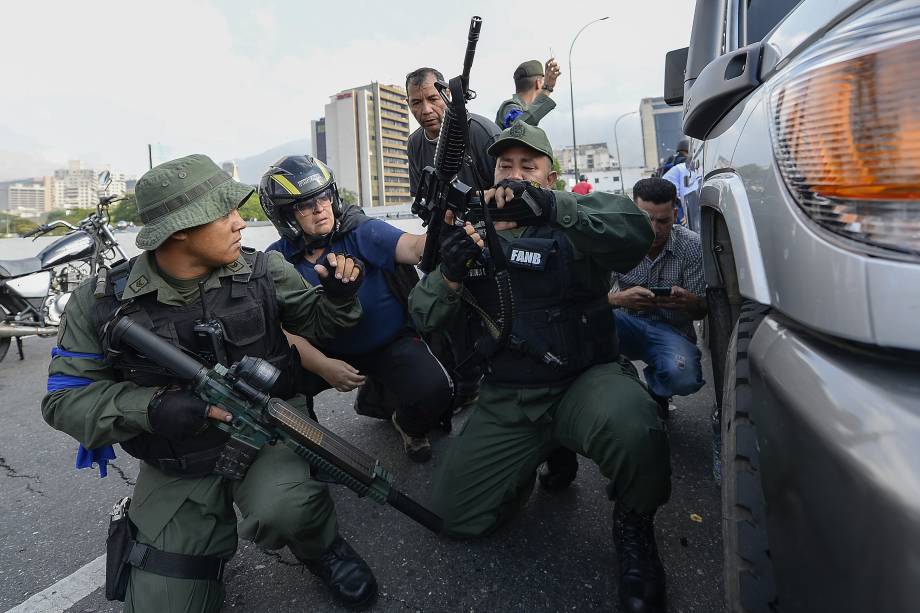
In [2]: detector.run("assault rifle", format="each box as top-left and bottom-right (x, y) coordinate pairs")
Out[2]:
(110, 316), (442, 534)
(411, 16), (485, 274)
(411, 15), (514, 362)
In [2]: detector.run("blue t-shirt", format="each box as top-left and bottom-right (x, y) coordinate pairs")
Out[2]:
(267, 219), (407, 355)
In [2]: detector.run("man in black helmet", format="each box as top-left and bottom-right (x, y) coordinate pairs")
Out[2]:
(260, 155), (453, 462)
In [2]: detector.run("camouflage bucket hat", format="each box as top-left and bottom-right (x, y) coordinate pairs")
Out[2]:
(135, 154), (254, 250)
(488, 122), (555, 162)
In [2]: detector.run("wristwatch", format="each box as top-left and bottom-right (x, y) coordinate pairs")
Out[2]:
(541, 84), (554, 92)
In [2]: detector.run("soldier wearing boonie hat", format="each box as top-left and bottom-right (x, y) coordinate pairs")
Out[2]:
(494, 57), (562, 130)
(411, 123), (673, 613)
(42, 154), (379, 611)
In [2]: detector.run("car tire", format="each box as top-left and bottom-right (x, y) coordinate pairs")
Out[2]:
(722, 301), (779, 613)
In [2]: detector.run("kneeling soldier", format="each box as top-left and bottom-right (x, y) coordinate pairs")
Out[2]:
(42, 155), (378, 612)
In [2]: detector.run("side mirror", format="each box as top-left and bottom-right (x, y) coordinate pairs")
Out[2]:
(663, 47), (689, 105)
(682, 42), (764, 139)
(97, 170), (112, 190)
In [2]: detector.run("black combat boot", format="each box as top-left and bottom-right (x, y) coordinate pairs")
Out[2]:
(538, 446), (579, 491)
(613, 506), (666, 613)
(301, 534), (378, 611)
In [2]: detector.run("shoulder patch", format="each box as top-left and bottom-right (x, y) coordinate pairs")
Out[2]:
(128, 275), (150, 293)
(509, 122), (526, 137)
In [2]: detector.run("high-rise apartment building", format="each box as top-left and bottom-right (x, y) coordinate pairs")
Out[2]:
(54, 160), (98, 209)
(323, 82), (412, 207)
(639, 97), (685, 169)
(554, 143), (618, 174)
(7, 178), (51, 218)
(311, 118), (327, 164)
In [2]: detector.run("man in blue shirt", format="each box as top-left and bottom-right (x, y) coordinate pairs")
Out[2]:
(260, 155), (452, 462)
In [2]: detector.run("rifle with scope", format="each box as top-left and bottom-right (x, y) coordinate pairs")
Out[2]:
(109, 316), (442, 534)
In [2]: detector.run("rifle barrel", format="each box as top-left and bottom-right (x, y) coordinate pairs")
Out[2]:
(461, 16), (482, 92)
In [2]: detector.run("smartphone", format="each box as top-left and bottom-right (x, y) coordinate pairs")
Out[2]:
(650, 286), (672, 297)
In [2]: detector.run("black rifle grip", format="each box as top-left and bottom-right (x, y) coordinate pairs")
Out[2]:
(419, 212), (443, 274)
(387, 489), (443, 534)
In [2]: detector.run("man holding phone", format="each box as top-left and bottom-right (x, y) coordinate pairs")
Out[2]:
(608, 178), (707, 416)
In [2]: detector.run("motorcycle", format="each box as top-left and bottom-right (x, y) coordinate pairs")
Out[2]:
(0, 171), (127, 362)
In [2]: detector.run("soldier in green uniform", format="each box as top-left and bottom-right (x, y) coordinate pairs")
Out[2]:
(409, 124), (672, 613)
(494, 58), (562, 129)
(42, 155), (378, 612)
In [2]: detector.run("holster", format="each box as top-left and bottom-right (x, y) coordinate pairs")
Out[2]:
(105, 496), (134, 602)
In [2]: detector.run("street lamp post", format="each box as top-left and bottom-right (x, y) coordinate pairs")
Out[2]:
(568, 16), (609, 184)
(614, 111), (637, 195)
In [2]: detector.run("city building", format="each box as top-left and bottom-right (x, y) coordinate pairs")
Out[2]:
(554, 143), (618, 174)
(7, 177), (52, 218)
(639, 96), (685, 169)
(323, 82), (413, 207)
(54, 161), (98, 209)
(310, 118), (327, 164)
(560, 167), (650, 197)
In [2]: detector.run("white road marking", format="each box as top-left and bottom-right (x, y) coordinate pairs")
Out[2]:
(6, 554), (105, 613)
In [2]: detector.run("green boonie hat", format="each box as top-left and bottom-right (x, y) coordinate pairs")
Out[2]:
(513, 60), (544, 80)
(488, 122), (555, 162)
(134, 154), (254, 250)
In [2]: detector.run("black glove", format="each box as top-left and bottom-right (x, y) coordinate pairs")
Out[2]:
(495, 179), (557, 226)
(319, 253), (365, 302)
(147, 387), (209, 440)
(439, 223), (482, 282)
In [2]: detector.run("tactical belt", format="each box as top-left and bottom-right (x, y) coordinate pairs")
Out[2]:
(127, 542), (226, 581)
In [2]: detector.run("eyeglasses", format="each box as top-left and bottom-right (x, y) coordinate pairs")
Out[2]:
(293, 189), (333, 215)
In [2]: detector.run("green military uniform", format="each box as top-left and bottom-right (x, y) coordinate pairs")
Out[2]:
(408, 127), (671, 538)
(495, 60), (557, 129)
(42, 156), (363, 612)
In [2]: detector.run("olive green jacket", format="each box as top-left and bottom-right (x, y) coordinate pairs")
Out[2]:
(42, 250), (362, 450)
(495, 92), (557, 129)
(409, 190), (654, 334)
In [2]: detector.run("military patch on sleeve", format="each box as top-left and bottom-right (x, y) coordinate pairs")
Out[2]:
(509, 122), (526, 137)
(129, 275), (150, 293)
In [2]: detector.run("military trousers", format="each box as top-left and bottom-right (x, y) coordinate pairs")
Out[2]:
(432, 358), (671, 538)
(124, 441), (337, 613)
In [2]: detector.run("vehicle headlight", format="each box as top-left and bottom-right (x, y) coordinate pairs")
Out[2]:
(770, 0), (920, 258)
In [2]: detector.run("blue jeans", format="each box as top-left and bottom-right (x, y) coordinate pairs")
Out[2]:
(614, 310), (704, 399)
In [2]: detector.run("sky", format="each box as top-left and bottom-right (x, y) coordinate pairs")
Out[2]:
(0, 0), (694, 180)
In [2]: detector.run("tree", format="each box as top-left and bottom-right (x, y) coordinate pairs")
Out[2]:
(0, 212), (35, 236)
(552, 159), (567, 191)
(109, 193), (139, 224)
(238, 192), (268, 221)
(339, 188), (358, 206)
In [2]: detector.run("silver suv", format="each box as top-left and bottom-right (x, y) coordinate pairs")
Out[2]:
(664, 1), (920, 611)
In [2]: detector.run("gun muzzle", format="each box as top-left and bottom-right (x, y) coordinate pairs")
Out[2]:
(110, 317), (207, 382)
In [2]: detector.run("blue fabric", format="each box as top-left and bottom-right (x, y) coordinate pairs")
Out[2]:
(502, 108), (524, 129)
(47, 373), (93, 392)
(268, 220), (407, 355)
(51, 347), (104, 360)
(614, 310), (704, 398)
(47, 358), (116, 477)
(75, 444), (116, 478)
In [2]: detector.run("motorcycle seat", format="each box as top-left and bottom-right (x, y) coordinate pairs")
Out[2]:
(0, 257), (43, 278)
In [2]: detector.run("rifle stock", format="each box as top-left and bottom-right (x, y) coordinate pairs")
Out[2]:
(110, 317), (442, 534)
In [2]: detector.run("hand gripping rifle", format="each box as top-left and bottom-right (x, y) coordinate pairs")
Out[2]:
(110, 316), (442, 534)
(411, 16), (514, 358)
(412, 16), (484, 275)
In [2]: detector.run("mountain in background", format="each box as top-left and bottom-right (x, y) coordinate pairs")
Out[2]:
(231, 138), (311, 185)
(0, 150), (62, 183)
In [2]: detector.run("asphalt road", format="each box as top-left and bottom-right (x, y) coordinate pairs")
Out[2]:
(0, 335), (722, 613)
